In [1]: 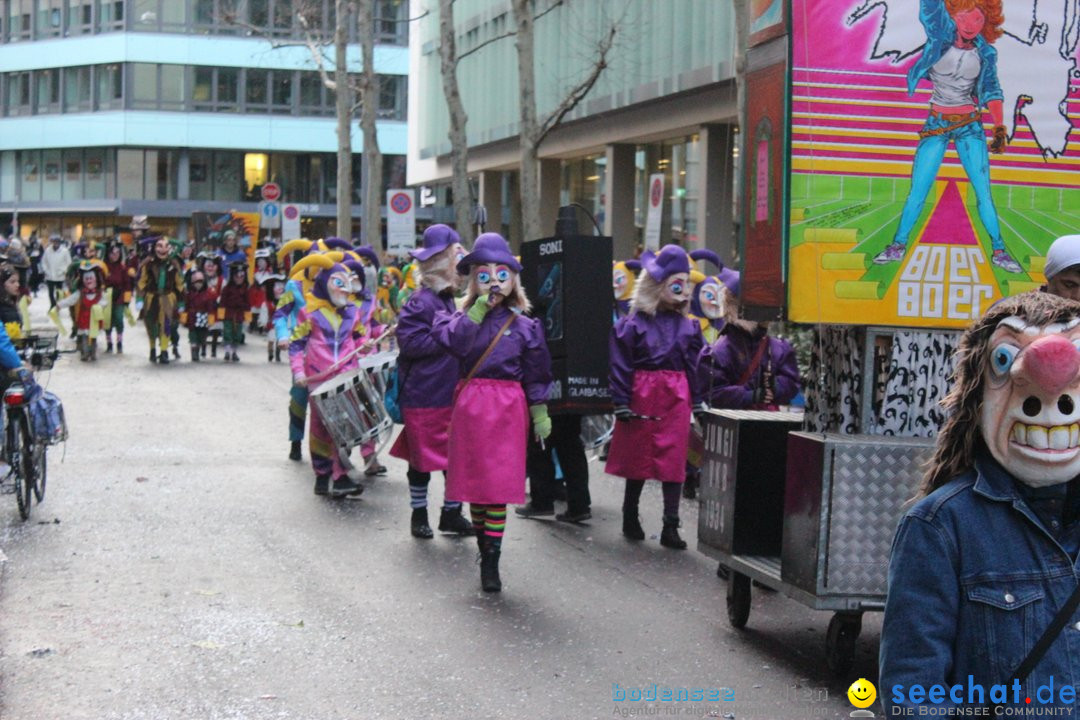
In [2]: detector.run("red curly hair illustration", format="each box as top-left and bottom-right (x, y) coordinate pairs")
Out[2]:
(945, 0), (1004, 43)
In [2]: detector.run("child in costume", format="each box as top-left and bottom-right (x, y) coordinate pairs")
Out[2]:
(250, 248), (274, 335)
(605, 244), (706, 549)
(433, 232), (553, 593)
(103, 242), (134, 354)
(56, 260), (108, 361)
(288, 254), (366, 497)
(182, 269), (217, 362)
(200, 253), (225, 358)
(135, 237), (184, 365)
(881, 292), (1080, 713)
(261, 273), (286, 362)
(219, 260), (250, 362)
(388, 225), (474, 539)
(375, 266), (402, 326)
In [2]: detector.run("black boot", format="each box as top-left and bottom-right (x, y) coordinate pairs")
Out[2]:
(158, 349), (170, 365)
(201, 343), (207, 358)
(268, 346), (274, 362)
(191, 346), (200, 362)
(622, 510), (645, 541)
(314, 474), (330, 496)
(411, 508), (434, 539)
(289, 441), (302, 461)
(480, 545), (502, 593)
(106, 338), (114, 353)
(660, 516), (687, 550)
(116, 339), (123, 354)
(172, 344), (181, 359)
(438, 506), (476, 536)
(330, 476), (364, 497)
(275, 347), (282, 362)
(683, 472), (699, 500)
(149, 346), (157, 363)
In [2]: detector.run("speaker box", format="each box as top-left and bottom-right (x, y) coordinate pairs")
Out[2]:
(521, 234), (613, 415)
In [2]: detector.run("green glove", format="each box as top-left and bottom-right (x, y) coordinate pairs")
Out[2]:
(467, 293), (492, 324)
(530, 404), (552, 440)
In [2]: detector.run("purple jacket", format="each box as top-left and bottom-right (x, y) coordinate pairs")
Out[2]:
(609, 311), (704, 407)
(433, 305), (553, 406)
(698, 323), (800, 408)
(396, 287), (460, 408)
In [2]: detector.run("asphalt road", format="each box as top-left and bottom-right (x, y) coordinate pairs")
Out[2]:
(0, 298), (881, 719)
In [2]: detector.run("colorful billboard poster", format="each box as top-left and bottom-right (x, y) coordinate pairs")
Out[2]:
(750, 0), (787, 46)
(788, 0), (1080, 328)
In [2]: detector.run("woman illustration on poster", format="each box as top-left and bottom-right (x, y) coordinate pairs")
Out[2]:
(872, 0), (1022, 275)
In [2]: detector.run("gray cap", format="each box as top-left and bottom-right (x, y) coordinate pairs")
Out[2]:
(1044, 235), (1080, 279)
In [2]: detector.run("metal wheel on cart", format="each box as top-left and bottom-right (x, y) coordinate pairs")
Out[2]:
(726, 571), (752, 629)
(825, 612), (862, 675)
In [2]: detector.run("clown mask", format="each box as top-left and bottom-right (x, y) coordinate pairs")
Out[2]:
(613, 267), (630, 301)
(660, 272), (690, 310)
(349, 272), (364, 294)
(981, 316), (1080, 487)
(326, 269), (352, 308)
(474, 263), (514, 302)
(697, 280), (724, 320)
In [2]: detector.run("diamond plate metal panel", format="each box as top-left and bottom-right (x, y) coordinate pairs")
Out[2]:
(825, 437), (933, 596)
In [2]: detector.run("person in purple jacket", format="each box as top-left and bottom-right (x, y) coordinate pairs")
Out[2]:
(605, 244), (706, 550)
(389, 225), (475, 540)
(433, 233), (553, 593)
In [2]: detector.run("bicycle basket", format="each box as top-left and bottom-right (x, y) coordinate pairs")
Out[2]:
(28, 389), (67, 445)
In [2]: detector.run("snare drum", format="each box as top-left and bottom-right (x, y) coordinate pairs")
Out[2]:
(309, 368), (391, 449)
(358, 351), (398, 450)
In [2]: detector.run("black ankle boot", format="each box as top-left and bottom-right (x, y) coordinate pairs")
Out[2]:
(480, 545), (502, 593)
(116, 340), (123, 354)
(158, 351), (170, 365)
(313, 474), (330, 496)
(106, 339), (114, 353)
(149, 347), (157, 363)
(438, 506), (476, 536)
(411, 508), (434, 539)
(622, 508), (645, 541)
(330, 476), (364, 497)
(660, 516), (687, 550)
(191, 347), (200, 362)
(289, 441), (302, 461)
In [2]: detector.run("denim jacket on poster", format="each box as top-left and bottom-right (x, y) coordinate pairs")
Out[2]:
(906, 0), (1004, 105)
(879, 450), (1080, 713)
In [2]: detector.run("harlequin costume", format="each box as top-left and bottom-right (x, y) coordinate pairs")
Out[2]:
(273, 239), (318, 462)
(433, 232), (553, 593)
(218, 260), (250, 362)
(135, 237), (184, 365)
(199, 253), (225, 359)
(387, 225), (473, 539)
(55, 259), (108, 361)
(288, 254), (366, 497)
(606, 244), (706, 549)
(103, 242), (134, 354)
(375, 266), (402, 326)
(182, 269), (217, 362)
(612, 259), (641, 321)
(250, 248), (275, 335)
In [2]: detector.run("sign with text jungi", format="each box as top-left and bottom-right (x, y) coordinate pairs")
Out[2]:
(788, 0), (1080, 328)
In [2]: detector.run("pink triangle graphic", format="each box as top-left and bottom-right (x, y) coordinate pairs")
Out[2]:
(919, 181), (978, 245)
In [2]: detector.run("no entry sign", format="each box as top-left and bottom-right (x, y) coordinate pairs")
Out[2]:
(386, 189), (416, 257)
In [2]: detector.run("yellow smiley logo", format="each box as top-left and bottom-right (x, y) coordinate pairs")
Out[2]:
(847, 678), (877, 709)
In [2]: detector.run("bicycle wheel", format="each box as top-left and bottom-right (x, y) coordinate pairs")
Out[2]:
(31, 428), (46, 503)
(7, 411), (31, 520)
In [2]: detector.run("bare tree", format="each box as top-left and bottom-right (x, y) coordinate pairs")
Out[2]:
(437, 0), (473, 245)
(355, 1), (382, 247)
(732, 0), (749, 238)
(332, 0), (353, 238)
(510, 0), (617, 242)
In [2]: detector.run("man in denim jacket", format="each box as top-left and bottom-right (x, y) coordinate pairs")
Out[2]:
(880, 292), (1080, 713)
(872, 0), (1021, 274)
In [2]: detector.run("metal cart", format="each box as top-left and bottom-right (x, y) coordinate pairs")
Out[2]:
(696, 410), (933, 674)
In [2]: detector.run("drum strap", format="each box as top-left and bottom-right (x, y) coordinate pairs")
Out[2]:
(453, 314), (516, 406)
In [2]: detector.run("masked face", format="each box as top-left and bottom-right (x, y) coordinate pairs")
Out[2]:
(980, 316), (1080, 487)
(327, 270), (351, 308)
(661, 272), (690, 309)
(154, 239), (169, 259)
(613, 267), (629, 301)
(349, 273), (364, 293)
(474, 263), (514, 299)
(698, 281), (724, 320)
(82, 272), (97, 291)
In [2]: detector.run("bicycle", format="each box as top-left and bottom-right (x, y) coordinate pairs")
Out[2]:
(1, 331), (63, 520)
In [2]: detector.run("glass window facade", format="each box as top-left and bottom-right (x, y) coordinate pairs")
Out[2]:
(633, 134), (701, 246)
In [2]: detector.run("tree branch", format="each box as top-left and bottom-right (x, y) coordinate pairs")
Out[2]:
(535, 23), (616, 147)
(455, 0), (563, 64)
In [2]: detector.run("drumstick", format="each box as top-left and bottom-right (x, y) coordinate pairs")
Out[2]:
(306, 324), (399, 385)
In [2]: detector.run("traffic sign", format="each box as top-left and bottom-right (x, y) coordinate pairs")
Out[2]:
(261, 183), (281, 202)
(258, 200), (281, 229)
(281, 203), (301, 240)
(386, 189), (416, 258)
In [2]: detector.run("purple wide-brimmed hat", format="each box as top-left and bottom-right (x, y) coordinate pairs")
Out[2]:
(457, 232), (521, 274)
(717, 266), (740, 297)
(411, 224), (461, 262)
(641, 244), (690, 281)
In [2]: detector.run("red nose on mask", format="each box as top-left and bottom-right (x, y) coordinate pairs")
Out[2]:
(1019, 335), (1080, 397)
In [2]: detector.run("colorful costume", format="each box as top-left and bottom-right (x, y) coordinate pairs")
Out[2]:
(219, 262), (250, 362)
(103, 243), (134, 354)
(288, 255), (366, 497)
(433, 232), (553, 592)
(612, 259), (640, 321)
(605, 244), (704, 549)
(273, 240), (318, 461)
(135, 238), (184, 364)
(183, 270), (217, 362)
(56, 260), (108, 361)
(387, 225), (473, 539)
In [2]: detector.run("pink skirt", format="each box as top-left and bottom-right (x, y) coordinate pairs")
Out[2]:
(605, 369), (691, 483)
(446, 378), (528, 505)
(389, 406), (453, 472)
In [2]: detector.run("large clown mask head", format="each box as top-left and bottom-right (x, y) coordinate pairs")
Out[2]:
(613, 266), (631, 301)
(325, 268), (352, 308)
(473, 262), (515, 305)
(660, 272), (690, 311)
(981, 314), (1080, 487)
(696, 280), (724, 320)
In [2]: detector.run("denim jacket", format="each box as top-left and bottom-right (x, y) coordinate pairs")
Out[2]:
(879, 450), (1080, 713)
(906, 0), (1003, 105)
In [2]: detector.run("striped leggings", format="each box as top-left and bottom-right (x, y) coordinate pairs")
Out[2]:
(469, 504), (507, 548)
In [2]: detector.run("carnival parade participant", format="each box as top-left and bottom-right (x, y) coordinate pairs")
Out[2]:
(219, 260), (250, 362)
(217, 230), (247, 281)
(55, 260), (108, 361)
(261, 272), (286, 362)
(103, 243), (134, 354)
(387, 225), (474, 539)
(612, 259), (640, 321)
(880, 291), (1080, 713)
(273, 239), (316, 462)
(135, 236), (184, 365)
(605, 244), (706, 550)
(182, 269), (217, 362)
(288, 254), (365, 497)
(686, 250), (737, 345)
(433, 232), (553, 592)
(375, 266), (403, 326)
(200, 253), (224, 359)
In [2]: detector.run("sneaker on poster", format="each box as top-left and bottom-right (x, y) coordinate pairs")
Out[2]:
(872, 242), (906, 265)
(991, 249), (1022, 274)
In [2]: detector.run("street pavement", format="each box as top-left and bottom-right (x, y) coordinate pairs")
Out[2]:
(0, 296), (881, 719)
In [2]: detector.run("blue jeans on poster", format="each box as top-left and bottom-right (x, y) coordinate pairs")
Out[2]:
(894, 114), (1003, 252)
